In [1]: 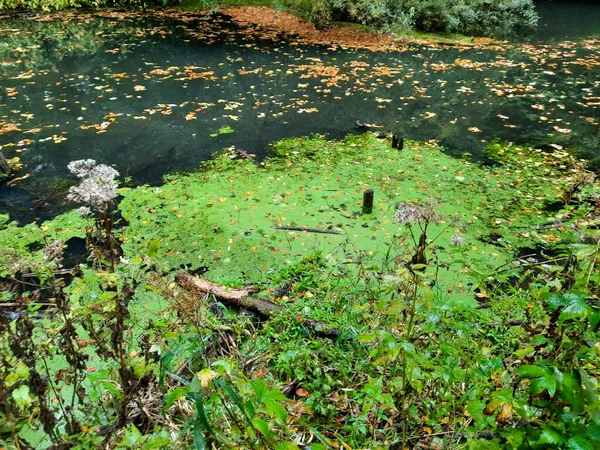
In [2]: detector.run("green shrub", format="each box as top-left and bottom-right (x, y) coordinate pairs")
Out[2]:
(284, 0), (538, 36)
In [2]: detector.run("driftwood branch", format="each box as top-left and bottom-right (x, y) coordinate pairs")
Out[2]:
(176, 273), (340, 339)
(274, 226), (343, 235)
(235, 148), (259, 166)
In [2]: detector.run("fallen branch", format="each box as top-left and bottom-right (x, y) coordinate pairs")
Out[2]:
(274, 226), (343, 235)
(176, 273), (340, 339)
(235, 148), (260, 166)
(0, 303), (54, 308)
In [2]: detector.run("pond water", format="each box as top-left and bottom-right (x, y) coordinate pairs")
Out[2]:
(1, 1), (599, 223)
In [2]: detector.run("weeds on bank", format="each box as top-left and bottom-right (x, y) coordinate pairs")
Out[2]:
(0, 139), (599, 449)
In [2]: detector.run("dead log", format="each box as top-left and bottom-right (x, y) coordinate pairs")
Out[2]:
(0, 152), (10, 174)
(176, 273), (340, 339)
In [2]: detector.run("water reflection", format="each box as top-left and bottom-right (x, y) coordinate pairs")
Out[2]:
(0, 7), (599, 222)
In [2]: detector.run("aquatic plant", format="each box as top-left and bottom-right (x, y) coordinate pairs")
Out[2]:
(67, 159), (122, 270)
(0, 134), (598, 449)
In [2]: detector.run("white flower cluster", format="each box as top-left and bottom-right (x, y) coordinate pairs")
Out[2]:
(67, 159), (120, 214)
(450, 234), (466, 246)
(394, 202), (440, 224)
(43, 239), (64, 267)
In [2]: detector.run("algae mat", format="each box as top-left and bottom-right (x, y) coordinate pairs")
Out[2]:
(115, 134), (569, 303)
(1, 134), (572, 304)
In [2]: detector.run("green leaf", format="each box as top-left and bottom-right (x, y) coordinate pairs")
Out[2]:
(420, 285), (434, 303)
(121, 424), (142, 446)
(143, 432), (172, 449)
(579, 369), (599, 408)
(385, 302), (405, 315)
(587, 423), (600, 442)
(538, 426), (565, 445)
(466, 400), (487, 428)
(189, 374), (202, 393)
(266, 387), (287, 402)
(251, 417), (270, 437)
(252, 379), (267, 401)
(275, 444), (300, 450)
(215, 379), (247, 418)
(190, 393), (213, 437)
(572, 244), (597, 259)
(547, 292), (588, 314)
(5, 361), (29, 387)
(517, 365), (546, 379)
(566, 435), (595, 450)
(488, 388), (514, 408)
(147, 238), (161, 257)
(193, 422), (206, 450)
(12, 385), (32, 409)
(531, 373), (557, 397)
(100, 290), (118, 301)
(310, 428), (334, 449)
(264, 399), (287, 424)
(164, 386), (189, 410)
(559, 373), (584, 414)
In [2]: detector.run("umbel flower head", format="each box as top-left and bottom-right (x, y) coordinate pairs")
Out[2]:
(67, 159), (120, 214)
(394, 202), (440, 224)
(450, 234), (466, 246)
(43, 239), (64, 267)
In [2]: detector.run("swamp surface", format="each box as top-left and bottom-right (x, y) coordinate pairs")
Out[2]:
(0, 1), (599, 222)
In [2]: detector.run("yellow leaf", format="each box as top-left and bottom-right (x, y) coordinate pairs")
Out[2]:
(219, 197), (227, 203)
(197, 369), (216, 388)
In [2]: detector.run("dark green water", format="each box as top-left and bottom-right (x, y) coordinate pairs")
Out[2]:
(1, 2), (599, 222)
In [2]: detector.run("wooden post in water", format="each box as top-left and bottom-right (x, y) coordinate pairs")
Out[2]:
(392, 135), (404, 150)
(362, 189), (374, 215)
(0, 151), (10, 174)
(397, 137), (404, 150)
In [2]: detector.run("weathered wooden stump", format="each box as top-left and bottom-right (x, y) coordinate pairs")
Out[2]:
(392, 135), (404, 150)
(362, 189), (374, 215)
(0, 152), (10, 174)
